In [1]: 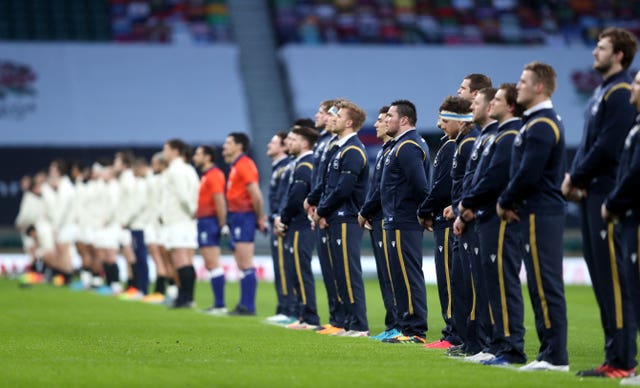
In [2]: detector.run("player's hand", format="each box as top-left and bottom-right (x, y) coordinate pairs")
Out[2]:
(418, 216), (433, 232)
(318, 217), (328, 230)
(453, 217), (465, 236)
(497, 203), (520, 223)
(443, 205), (455, 220)
(601, 203), (618, 223)
(303, 198), (310, 211)
(460, 208), (476, 223)
(358, 213), (372, 230)
(561, 174), (586, 202)
(257, 215), (268, 234)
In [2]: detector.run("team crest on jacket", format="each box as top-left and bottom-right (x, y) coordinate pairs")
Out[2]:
(332, 158), (340, 170)
(514, 131), (523, 147)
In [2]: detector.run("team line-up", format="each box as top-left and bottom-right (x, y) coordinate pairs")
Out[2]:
(13, 27), (640, 383)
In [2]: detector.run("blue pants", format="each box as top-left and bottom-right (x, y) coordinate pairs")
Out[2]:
(477, 216), (526, 363)
(433, 226), (461, 345)
(130, 229), (149, 295)
(286, 224), (319, 325)
(370, 219), (397, 331)
(521, 212), (569, 366)
(459, 219), (490, 353)
(580, 193), (637, 369)
(450, 234), (472, 346)
(316, 227), (344, 327)
(620, 218), (640, 330)
(328, 221), (368, 331)
(385, 228), (427, 338)
(270, 227), (296, 316)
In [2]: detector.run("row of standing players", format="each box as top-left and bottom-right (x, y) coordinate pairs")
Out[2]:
(13, 26), (640, 381)
(15, 136), (269, 316)
(264, 27), (640, 381)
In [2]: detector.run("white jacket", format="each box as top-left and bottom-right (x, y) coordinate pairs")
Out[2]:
(160, 158), (199, 225)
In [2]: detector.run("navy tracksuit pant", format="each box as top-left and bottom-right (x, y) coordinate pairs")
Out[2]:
(459, 219), (490, 353)
(433, 226), (462, 345)
(131, 230), (149, 295)
(450, 234), (472, 346)
(621, 217), (640, 330)
(580, 193), (636, 370)
(385, 228), (427, 338)
(520, 212), (569, 366)
(477, 216), (526, 363)
(370, 219), (397, 331)
(270, 228), (296, 317)
(327, 221), (368, 331)
(316, 227), (345, 327)
(285, 224), (319, 325)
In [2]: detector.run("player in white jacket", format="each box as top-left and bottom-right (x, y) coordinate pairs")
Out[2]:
(160, 139), (200, 308)
(41, 160), (76, 284)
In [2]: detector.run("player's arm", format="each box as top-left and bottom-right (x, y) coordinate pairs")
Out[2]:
(498, 124), (555, 210)
(418, 142), (454, 218)
(316, 148), (366, 218)
(247, 182), (265, 222)
(398, 143), (429, 206)
(570, 86), (634, 188)
(605, 139), (640, 216)
(462, 135), (514, 211)
(281, 164), (312, 225)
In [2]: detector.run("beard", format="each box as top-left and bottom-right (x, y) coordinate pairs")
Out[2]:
(593, 59), (612, 75)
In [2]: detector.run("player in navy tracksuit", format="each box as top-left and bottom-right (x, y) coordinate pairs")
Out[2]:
(453, 88), (498, 357)
(267, 132), (296, 321)
(315, 100), (369, 336)
(459, 84), (526, 365)
(305, 100), (345, 333)
(418, 96), (470, 349)
(358, 106), (399, 340)
(498, 62), (569, 372)
(276, 126), (320, 329)
(562, 28), (639, 378)
(445, 115), (479, 357)
(380, 99), (431, 344)
(603, 72), (640, 354)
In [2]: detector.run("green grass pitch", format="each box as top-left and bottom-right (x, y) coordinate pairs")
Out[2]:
(0, 278), (633, 387)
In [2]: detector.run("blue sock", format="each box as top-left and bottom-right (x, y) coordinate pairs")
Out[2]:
(209, 268), (225, 308)
(240, 268), (257, 312)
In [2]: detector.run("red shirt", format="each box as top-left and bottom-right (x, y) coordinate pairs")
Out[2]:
(226, 154), (258, 213)
(196, 166), (225, 218)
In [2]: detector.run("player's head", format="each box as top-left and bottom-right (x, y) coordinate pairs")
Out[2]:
(288, 125), (319, 156)
(193, 145), (216, 170)
(458, 73), (492, 102)
(163, 138), (190, 163)
(472, 87), (497, 126)
(334, 99), (366, 135)
(151, 152), (166, 174)
(594, 27), (638, 73)
(438, 95), (473, 139)
(49, 159), (68, 182)
(315, 99), (336, 129)
(490, 83), (525, 122)
(132, 157), (149, 177)
(386, 99), (417, 137)
(267, 131), (288, 159)
(374, 105), (390, 141)
(517, 62), (557, 108)
(223, 132), (250, 163)
(114, 150), (134, 174)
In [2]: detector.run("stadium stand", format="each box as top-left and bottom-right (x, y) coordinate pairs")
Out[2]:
(0, 0), (232, 43)
(271, 0), (640, 45)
